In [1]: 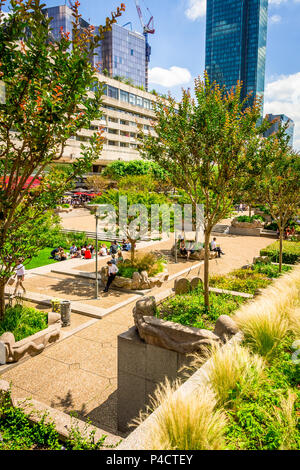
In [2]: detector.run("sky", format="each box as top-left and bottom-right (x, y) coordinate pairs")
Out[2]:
(4, 0), (300, 149)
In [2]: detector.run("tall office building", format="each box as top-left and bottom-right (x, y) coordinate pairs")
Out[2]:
(264, 114), (295, 147)
(43, 6), (146, 88)
(205, 0), (269, 106)
(101, 24), (146, 89)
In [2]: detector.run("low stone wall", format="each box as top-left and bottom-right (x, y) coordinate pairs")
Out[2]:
(229, 218), (263, 237)
(0, 312), (61, 365)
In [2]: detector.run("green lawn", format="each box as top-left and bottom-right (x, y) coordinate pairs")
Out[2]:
(25, 248), (59, 270)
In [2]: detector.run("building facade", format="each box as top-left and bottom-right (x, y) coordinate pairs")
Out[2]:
(101, 24), (146, 89)
(43, 6), (146, 88)
(205, 0), (269, 106)
(60, 74), (157, 172)
(264, 114), (295, 147)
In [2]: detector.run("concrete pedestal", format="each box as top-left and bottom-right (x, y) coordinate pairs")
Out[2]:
(117, 326), (194, 433)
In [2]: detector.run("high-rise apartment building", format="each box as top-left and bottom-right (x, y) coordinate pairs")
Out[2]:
(264, 114), (295, 147)
(43, 6), (146, 88)
(205, 0), (269, 106)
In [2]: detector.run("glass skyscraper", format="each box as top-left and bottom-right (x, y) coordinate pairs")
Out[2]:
(101, 24), (146, 89)
(264, 114), (295, 147)
(205, 0), (269, 106)
(43, 6), (146, 89)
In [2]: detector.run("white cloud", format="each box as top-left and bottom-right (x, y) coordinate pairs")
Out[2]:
(149, 66), (192, 88)
(185, 0), (206, 21)
(264, 72), (300, 149)
(269, 0), (288, 5)
(270, 14), (282, 23)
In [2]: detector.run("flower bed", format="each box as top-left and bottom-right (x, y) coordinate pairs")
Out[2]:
(260, 240), (300, 264)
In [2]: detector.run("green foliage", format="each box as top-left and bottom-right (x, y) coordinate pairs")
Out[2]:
(157, 288), (246, 330)
(260, 241), (300, 264)
(252, 262), (292, 278)
(0, 393), (109, 450)
(236, 215), (264, 223)
(225, 340), (300, 450)
(0, 304), (48, 341)
(102, 160), (167, 180)
(118, 253), (166, 279)
(25, 248), (59, 270)
(118, 174), (157, 192)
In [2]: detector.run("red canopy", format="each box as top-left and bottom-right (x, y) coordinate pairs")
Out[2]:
(0, 176), (41, 189)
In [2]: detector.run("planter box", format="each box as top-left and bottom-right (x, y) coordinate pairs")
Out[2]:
(229, 218), (263, 236)
(0, 312), (61, 365)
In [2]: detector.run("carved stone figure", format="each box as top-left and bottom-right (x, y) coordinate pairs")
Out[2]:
(99, 266), (169, 291)
(133, 297), (223, 354)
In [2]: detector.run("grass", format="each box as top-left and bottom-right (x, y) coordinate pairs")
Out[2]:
(25, 247), (59, 270)
(157, 287), (246, 330)
(209, 263), (292, 295)
(25, 241), (112, 270)
(260, 240), (300, 264)
(0, 305), (48, 341)
(141, 380), (227, 450)
(141, 266), (300, 450)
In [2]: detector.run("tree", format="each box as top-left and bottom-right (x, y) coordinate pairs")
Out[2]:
(254, 131), (300, 272)
(85, 174), (112, 193)
(0, 0), (125, 319)
(138, 75), (264, 309)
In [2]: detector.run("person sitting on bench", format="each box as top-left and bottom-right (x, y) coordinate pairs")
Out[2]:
(211, 238), (225, 258)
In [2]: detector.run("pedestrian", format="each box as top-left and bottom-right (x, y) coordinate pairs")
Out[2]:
(103, 261), (118, 293)
(13, 258), (26, 296)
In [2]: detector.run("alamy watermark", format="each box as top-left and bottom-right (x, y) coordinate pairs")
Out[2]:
(95, 197), (205, 244)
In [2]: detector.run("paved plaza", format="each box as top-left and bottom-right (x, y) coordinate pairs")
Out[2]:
(0, 226), (273, 441)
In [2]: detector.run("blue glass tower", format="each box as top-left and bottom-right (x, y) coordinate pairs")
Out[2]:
(205, 0), (269, 106)
(264, 114), (295, 147)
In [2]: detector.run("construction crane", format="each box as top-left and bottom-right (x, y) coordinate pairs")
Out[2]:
(134, 0), (155, 91)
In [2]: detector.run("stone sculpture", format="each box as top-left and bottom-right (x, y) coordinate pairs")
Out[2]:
(133, 296), (239, 354)
(0, 313), (61, 364)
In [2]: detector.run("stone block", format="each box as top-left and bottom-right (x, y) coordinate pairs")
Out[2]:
(145, 343), (178, 383)
(190, 277), (203, 291)
(117, 371), (146, 432)
(118, 327), (146, 377)
(174, 278), (191, 295)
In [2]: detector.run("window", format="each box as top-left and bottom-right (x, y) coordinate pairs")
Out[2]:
(108, 86), (119, 100)
(129, 94), (136, 105)
(143, 99), (150, 110)
(109, 117), (118, 123)
(131, 49), (134, 56)
(136, 96), (143, 107)
(120, 90), (129, 103)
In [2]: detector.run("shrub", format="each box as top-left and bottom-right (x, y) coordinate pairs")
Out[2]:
(118, 253), (166, 279)
(236, 215), (264, 223)
(260, 241), (300, 264)
(103, 160), (167, 180)
(209, 272), (270, 294)
(143, 380), (227, 450)
(0, 305), (48, 341)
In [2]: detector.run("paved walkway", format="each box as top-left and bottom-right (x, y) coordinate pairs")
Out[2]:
(0, 234), (273, 439)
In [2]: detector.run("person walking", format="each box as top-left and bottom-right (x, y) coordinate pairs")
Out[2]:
(103, 261), (118, 293)
(13, 258), (26, 296)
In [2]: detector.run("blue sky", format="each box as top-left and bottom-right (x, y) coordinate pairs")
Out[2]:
(4, 1), (300, 148)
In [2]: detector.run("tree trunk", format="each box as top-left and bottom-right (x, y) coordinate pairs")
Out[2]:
(130, 239), (136, 262)
(204, 229), (211, 310)
(0, 280), (6, 321)
(249, 205), (252, 217)
(279, 229), (283, 273)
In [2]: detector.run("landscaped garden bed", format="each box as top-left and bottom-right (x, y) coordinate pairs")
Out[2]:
(209, 262), (292, 294)
(229, 215), (265, 236)
(100, 253), (169, 290)
(156, 287), (246, 331)
(0, 305), (61, 364)
(260, 240), (300, 264)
